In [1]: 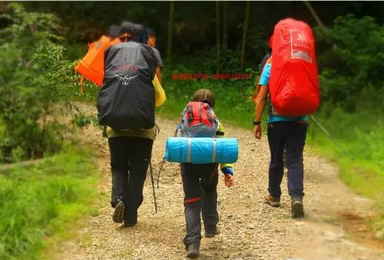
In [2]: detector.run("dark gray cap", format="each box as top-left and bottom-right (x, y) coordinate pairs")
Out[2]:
(121, 21), (144, 43)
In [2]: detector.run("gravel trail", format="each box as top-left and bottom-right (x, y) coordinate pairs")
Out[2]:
(60, 105), (384, 260)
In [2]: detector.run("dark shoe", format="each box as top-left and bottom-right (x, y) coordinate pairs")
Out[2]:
(291, 197), (304, 218)
(112, 200), (125, 223)
(124, 220), (138, 228)
(186, 244), (199, 259)
(205, 226), (220, 238)
(264, 194), (281, 207)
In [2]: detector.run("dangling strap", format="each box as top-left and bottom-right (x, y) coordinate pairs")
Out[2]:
(80, 76), (84, 94)
(212, 139), (217, 163)
(187, 138), (192, 163)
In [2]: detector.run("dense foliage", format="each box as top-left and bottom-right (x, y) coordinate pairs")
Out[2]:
(311, 15), (384, 167)
(0, 8), (98, 260)
(317, 15), (384, 113)
(0, 4), (75, 163)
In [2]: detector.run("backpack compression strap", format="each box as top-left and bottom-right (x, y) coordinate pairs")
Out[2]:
(186, 138), (217, 163)
(80, 76), (84, 94)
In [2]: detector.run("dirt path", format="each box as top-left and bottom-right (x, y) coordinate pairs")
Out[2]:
(61, 104), (384, 260)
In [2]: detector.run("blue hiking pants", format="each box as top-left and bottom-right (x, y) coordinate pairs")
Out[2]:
(267, 121), (307, 198)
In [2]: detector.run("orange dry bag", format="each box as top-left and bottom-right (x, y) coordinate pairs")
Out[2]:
(269, 18), (320, 116)
(75, 36), (121, 93)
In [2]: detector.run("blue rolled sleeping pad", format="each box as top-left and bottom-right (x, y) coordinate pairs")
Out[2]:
(165, 137), (238, 164)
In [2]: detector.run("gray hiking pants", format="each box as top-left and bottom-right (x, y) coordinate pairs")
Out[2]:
(181, 163), (219, 247)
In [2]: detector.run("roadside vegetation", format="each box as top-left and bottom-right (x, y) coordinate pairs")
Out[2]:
(1, 2), (384, 259)
(0, 147), (98, 260)
(0, 4), (99, 259)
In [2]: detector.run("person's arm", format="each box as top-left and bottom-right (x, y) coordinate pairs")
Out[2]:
(253, 80), (261, 104)
(156, 67), (162, 83)
(216, 121), (235, 187)
(254, 86), (268, 139)
(152, 47), (163, 83)
(254, 82), (261, 96)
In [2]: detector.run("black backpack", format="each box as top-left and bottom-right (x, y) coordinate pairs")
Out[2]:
(97, 41), (157, 130)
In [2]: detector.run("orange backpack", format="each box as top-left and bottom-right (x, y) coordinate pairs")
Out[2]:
(75, 36), (121, 93)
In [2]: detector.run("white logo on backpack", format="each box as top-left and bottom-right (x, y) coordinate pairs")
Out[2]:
(114, 74), (139, 86)
(290, 29), (312, 63)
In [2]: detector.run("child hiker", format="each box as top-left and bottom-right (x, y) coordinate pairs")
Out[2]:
(175, 89), (235, 258)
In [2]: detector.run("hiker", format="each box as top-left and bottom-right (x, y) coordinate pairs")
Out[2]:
(146, 28), (163, 83)
(98, 21), (166, 227)
(253, 40), (308, 218)
(175, 89), (235, 258)
(254, 19), (319, 218)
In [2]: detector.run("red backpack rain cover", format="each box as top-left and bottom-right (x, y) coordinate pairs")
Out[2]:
(269, 18), (320, 116)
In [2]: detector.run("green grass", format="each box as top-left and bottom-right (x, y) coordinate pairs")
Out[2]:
(308, 132), (384, 236)
(0, 145), (99, 260)
(306, 109), (384, 235)
(306, 107), (384, 197)
(307, 134), (384, 197)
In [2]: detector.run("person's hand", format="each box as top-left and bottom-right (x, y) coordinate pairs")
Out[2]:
(221, 167), (235, 187)
(254, 125), (262, 139)
(224, 174), (234, 187)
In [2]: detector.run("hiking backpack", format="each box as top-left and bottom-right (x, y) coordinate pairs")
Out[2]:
(179, 102), (218, 137)
(75, 36), (121, 93)
(97, 41), (157, 130)
(269, 18), (320, 116)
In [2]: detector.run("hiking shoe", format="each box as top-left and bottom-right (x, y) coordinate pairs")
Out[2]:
(186, 244), (200, 259)
(205, 226), (220, 238)
(291, 197), (304, 218)
(112, 200), (125, 223)
(124, 220), (138, 228)
(264, 194), (281, 207)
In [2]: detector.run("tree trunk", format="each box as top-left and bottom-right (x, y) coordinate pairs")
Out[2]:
(302, 1), (327, 35)
(167, 1), (175, 65)
(216, 1), (221, 73)
(222, 1), (228, 51)
(240, 1), (251, 71)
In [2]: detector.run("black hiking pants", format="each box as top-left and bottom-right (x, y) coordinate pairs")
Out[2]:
(267, 121), (307, 198)
(108, 136), (153, 223)
(181, 163), (219, 247)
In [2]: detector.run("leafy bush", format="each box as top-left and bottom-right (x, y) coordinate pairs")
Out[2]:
(0, 4), (75, 163)
(310, 15), (384, 169)
(317, 15), (384, 112)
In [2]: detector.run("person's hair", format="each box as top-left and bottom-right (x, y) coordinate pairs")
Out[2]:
(146, 29), (156, 38)
(192, 89), (215, 108)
